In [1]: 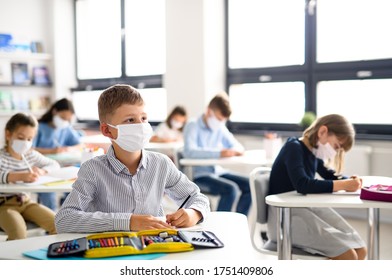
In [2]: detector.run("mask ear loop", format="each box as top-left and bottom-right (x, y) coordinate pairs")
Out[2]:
(104, 123), (118, 140)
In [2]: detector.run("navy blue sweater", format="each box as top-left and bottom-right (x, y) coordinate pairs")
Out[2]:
(268, 137), (340, 195)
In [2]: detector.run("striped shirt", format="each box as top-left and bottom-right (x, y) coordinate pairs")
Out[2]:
(0, 148), (60, 187)
(55, 146), (210, 233)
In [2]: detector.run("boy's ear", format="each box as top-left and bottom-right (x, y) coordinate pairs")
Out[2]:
(100, 123), (113, 139)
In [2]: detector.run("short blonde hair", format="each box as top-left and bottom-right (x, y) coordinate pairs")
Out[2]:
(98, 84), (144, 123)
(303, 114), (355, 174)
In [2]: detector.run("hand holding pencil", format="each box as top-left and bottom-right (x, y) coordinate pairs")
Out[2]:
(165, 195), (202, 228)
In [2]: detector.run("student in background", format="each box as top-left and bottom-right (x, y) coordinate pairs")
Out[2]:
(33, 98), (82, 210)
(55, 84), (209, 233)
(267, 114), (367, 260)
(0, 113), (58, 240)
(150, 105), (187, 143)
(182, 92), (251, 216)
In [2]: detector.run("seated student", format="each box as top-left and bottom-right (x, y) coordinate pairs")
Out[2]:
(55, 84), (210, 233)
(267, 114), (367, 260)
(33, 98), (82, 211)
(0, 113), (59, 240)
(150, 105), (187, 143)
(182, 92), (251, 216)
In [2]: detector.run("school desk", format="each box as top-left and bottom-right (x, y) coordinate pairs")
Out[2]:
(179, 149), (272, 179)
(265, 176), (392, 260)
(0, 212), (271, 260)
(0, 166), (78, 193)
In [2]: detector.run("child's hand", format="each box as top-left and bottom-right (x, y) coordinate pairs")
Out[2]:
(130, 214), (173, 231)
(220, 149), (243, 158)
(21, 172), (39, 183)
(32, 166), (47, 176)
(166, 208), (202, 228)
(345, 177), (362, 192)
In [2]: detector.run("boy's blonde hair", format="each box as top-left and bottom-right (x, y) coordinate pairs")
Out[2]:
(303, 114), (355, 174)
(98, 84), (144, 123)
(208, 92), (232, 118)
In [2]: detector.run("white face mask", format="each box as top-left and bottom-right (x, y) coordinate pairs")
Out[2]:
(11, 139), (32, 155)
(53, 115), (70, 129)
(312, 141), (337, 161)
(207, 113), (225, 131)
(170, 120), (183, 130)
(107, 122), (153, 152)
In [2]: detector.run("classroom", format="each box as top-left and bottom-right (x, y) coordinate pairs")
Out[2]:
(0, 0), (392, 266)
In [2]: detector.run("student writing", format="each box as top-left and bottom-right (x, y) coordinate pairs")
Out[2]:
(33, 98), (82, 210)
(150, 105), (187, 143)
(182, 92), (251, 216)
(0, 113), (59, 240)
(55, 84), (210, 233)
(267, 114), (366, 260)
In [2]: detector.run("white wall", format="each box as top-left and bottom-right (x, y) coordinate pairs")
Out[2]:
(165, 0), (225, 119)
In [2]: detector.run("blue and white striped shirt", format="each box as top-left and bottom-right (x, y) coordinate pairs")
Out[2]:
(0, 148), (60, 186)
(55, 146), (210, 233)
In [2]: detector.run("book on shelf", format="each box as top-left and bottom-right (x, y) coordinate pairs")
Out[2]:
(32, 66), (51, 85)
(0, 61), (12, 84)
(11, 62), (30, 85)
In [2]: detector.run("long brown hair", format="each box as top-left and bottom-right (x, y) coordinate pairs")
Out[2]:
(303, 114), (355, 174)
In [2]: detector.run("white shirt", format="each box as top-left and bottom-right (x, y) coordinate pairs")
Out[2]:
(55, 146), (210, 233)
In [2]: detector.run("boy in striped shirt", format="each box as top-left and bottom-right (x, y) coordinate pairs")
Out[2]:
(55, 84), (210, 233)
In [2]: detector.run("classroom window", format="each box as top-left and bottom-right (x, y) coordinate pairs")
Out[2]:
(228, 0), (305, 69)
(226, 0), (392, 138)
(72, 88), (167, 124)
(74, 0), (166, 123)
(229, 82), (305, 123)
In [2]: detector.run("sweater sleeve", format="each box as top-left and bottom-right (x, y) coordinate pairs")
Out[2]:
(30, 150), (61, 172)
(283, 141), (333, 194)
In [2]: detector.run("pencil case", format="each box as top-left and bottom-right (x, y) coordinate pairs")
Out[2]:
(360, 184), (392, 203)
(47, 229), (224, 259)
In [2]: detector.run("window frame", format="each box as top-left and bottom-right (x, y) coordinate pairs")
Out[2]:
(225, 0), (392, 140)
(73, 0), (164, 91)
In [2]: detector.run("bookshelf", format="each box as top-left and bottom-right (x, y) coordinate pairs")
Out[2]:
(0, 51), (53, 115)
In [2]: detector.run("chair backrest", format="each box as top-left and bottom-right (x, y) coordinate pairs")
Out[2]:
(249, 167), (327, 259)
(249, 167), (271, 225)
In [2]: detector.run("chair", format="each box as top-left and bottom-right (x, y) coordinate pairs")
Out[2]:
(249, 167), (326, 260)
(176, 150), (219, 211)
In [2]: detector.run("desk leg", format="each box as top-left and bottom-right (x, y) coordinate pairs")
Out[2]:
(277, 207), (292, 260)
(367, 208), (380, 260)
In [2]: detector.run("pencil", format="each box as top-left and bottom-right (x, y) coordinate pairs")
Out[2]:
(177, 195), (191, 210)
(22, 154), (33, 173)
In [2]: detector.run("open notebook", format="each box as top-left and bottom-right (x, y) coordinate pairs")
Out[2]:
(22, 166), (79, 186)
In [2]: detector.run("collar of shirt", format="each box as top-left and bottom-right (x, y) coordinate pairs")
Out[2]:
(106, 145), (148, 175)
(197, 114), (209, 130)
